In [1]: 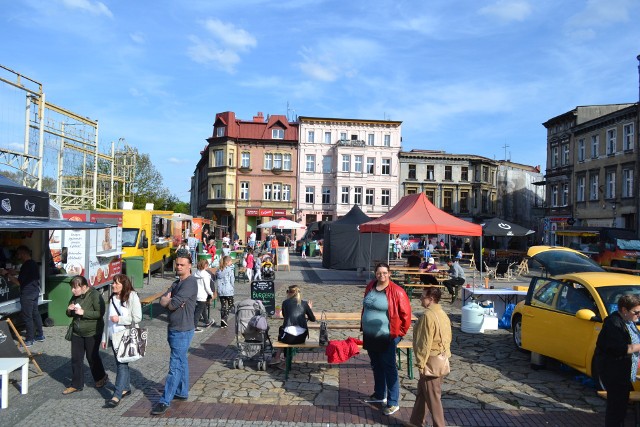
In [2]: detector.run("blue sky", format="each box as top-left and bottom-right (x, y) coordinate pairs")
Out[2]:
(1, 0), (639, 201)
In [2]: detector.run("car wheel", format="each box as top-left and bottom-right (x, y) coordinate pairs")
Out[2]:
(512, 315), (526, 352)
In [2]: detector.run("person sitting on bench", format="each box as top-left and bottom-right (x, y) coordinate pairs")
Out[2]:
(443, 258), (465, 303)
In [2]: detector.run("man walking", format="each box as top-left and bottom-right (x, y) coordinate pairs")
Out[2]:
(151, 254), (197, 415)
(443, 258), (465, 303)
(187, 233), (199, 264)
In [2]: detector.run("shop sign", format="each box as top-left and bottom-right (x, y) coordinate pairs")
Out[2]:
(245, 209), (259, 216)
(273, 209), (287, 216)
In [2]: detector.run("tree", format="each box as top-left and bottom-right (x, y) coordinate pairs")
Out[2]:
(131, 150), (189, 212)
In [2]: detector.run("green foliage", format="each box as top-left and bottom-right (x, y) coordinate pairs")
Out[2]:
(131, 149), (189, 212)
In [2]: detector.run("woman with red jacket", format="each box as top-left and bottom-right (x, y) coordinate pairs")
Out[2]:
(361, 262), (412, 416)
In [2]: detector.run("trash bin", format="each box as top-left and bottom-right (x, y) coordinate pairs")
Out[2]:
(309, 241), (318, 257)
(123, 256), (145, 289)
(44, 275), (73, 326)
(197, 252), (212, 265)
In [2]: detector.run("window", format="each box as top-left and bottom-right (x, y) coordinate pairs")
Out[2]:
(305, 155), (316, 172)
(426, 190), (435, 203)
(340, 132), (347, 142)
(341, 186), (350, 204)
(461, 167), (468, 181)
(427, 165), (434, 180)
(272, 128), (284, 139)
(473, 189), (478, 208)
(624, 124), (634, 151)
(342, 155), (350, 172)
(273, 153), (283, 169)
(214, 149), (224, 167)
(307, 130), (315, 143)
(271, 183), (280, 201)
(460, 191), (469, 212)
(551, 146), (559, 167)
(443, 190), (452, 211)
(562, 183), (569, 206)
(241, 152), (250, 168)
(228, 150), (234, 167)
(474, 167), (480, 181)
(551, 185), (558, 207)
(305, 186), (314, 203)
(367, 134), (374, 146)
(482, 166), (489, 182)
(283, 154), (291, 170)
(606, 129), (616, 155)
(577, 139), (585, 162)
(282, 184), (291, 201)
(381, 158), (390, 175)
(354, 187), (363, 205)
(212, 184), (222, 199)
(322, 155), (332, 173)
(562, 144), (569, 165)
(590, 174), (599, 201)
(482, 190), (489, 213)
(216, 126), (225, 137)
(408, 164), (416, 179)
(381, 189), (390, 206)
(240, 182), (249, 200)
(228, 183), (233, 199)
(384, 135), (391, 147)
(444, 166), (452, 180)
(591, 135), (599, 158)
(531, 280), (564, 308)
(351, 134), (358, 141)
(576, 176), (585, 202)
(623, 168), (633, 198)
(366, 158), (375, 174)
(322, 186), (331, 204)
(264, 153), (273, 170)
(605, 170), (615, 199)
(354, 155), (363, 172)
(365, 188), (374, 205)
(263, 184), (272, 200)
(324, 132), (331, 144)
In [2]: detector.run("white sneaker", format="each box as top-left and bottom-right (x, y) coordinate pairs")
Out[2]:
(194, 328), (203, 333)
(383, 405), (399, 415)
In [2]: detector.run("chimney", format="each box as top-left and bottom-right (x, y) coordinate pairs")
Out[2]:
(253, 112), (264, 122)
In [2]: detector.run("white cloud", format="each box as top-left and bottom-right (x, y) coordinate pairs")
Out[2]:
(566, 0), (633, 40)
(478, 0), (532, 22)
(129, 32), (145, 44)
(168, 157), (189, 165)
(186, 19), (256, 73)
(60, 0), (113, 18)
(297, 38), (380, 82)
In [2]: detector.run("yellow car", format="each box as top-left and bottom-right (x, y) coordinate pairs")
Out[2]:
(511, 245), (640, 382)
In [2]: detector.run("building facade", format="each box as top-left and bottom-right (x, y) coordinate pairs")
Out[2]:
(495, 161), (545, 231)
(398, 150), (499, 219)
(541, 104), (638, 244)
(191, 111), (298, 242)
(296, 117), (402, 225)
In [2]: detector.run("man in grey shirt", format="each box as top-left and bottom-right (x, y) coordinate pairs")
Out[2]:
(444, 258), (466, 304)
(152, 254), (197, 415)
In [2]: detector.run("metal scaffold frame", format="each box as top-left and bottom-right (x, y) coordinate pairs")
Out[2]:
(0, 64), (135, 209)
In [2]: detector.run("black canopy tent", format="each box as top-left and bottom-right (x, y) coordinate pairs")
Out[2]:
(322, 205), (388, 270)
(0, 176), (109, 314)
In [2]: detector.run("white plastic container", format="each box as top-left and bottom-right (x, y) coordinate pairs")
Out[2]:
(461, 302), (485, 333)
(481, 315), (499, 332)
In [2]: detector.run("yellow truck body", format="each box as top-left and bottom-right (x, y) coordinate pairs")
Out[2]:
(102, 209), (173, 275)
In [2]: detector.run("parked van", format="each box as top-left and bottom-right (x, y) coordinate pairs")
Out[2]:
(103, 208), (173, 276)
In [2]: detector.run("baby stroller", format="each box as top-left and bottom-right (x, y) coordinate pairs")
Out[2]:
(260, 255), (276, 281)
(232, 298), (273, 370)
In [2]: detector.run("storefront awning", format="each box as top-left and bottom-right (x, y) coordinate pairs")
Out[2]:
(0, 218), (110, 230)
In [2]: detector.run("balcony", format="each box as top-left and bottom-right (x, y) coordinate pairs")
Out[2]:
(336, 139), (365, 147)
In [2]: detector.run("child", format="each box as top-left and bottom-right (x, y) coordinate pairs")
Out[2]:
(216, 256), (235, 328)
(245, 248), (255, 283)
(222, 243), (231, 257)
(194, 259), (215, 331)
(301, 240), (307, 259)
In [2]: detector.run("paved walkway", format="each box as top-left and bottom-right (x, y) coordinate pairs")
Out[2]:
(0, 255), (630, 426)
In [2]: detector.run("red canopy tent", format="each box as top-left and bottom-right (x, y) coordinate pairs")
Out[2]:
(359, 193), (481, 236)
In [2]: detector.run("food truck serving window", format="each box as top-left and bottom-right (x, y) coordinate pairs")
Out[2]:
(122, 228), (139, 247)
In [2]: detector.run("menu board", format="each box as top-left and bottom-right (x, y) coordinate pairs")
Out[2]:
(250, 280), (275, 316)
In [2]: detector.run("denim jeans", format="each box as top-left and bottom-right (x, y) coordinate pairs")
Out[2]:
(159, 328), (194, 405)
(368, 336), (401, 406)
(111, 345), (130, 399)
(21, 292), (43, 341)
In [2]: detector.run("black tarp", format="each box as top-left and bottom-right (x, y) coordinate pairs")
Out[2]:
(322, 205), (388, 270)
(482, 217), (534, 237)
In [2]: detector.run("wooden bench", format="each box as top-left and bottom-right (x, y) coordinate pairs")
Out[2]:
(272, 340), (414, 380)
(140, 291), (167, 320)
(597, 390), (640, 425)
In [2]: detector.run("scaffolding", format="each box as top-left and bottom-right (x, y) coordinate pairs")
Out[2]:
(0, 64), (135, 209)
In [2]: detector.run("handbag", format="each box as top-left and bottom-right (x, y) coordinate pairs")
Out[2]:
(65, 322), (74, 341)
(110, 296), (148, 363)
(421, 313), (451, 378)
(318, 311), (329, 346)
(115, 323), (148, 363)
